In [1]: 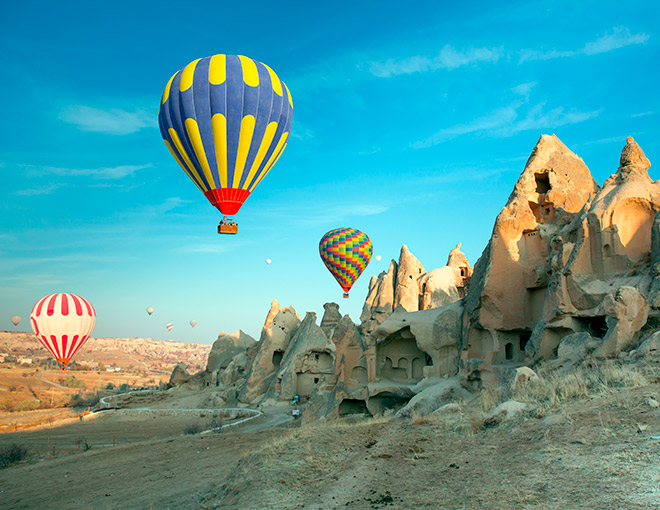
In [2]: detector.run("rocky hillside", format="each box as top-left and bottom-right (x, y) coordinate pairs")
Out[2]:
(0, 331), (211, 373)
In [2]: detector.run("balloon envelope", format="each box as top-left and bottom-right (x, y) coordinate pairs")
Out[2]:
(158, 54), (293, 217)
(266, 258), (271, 265)
(166, 323), (174, 331)
(190, 320), (197, 328)
(319, 228), (372, 297)
(375, 255), (382, 261)
(146, 307), (154, 315)
(30, 293), (96, 367)
(11, 315), (21, 326)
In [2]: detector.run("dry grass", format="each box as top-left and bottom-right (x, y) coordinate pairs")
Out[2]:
(249, 414), (391, 458)
(512, 359), (648, 416)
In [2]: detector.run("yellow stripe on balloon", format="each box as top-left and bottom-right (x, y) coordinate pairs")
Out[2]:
(164, 140), (205, 192)
(212, 113), (228, 188)
(208, 54), (226, 85)
(243, 121), (278, 189)
(167, 128), (208, 192)
(161, 72), (177, 105)
(284, 83), (293, 108)
(185, 118), (216, 188)
(233, 115), (256, 188)
(238, 56), (259, 87)
(179, 59), (201, 92)
(248, 133), (288, 192)
(263, 64), (283, 96)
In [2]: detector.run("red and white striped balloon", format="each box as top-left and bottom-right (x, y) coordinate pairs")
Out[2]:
(30, 293), (96, 368)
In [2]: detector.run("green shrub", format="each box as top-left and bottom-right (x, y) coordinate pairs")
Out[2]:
(183, 423), (202, 435)
(59, 376), (86, 389)
(15, 399), (40, 412)
(0, 444), (28, 469)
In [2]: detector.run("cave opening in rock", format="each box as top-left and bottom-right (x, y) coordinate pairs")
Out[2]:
(272, 350), (283, 367)
(519, 332), (531, 352)
(535, 172), (551, 194)
(576, 316), (609, 338)
(505, 342), (514, 360)
(338, 399), (371, 416)
(368, 392), (411, 414)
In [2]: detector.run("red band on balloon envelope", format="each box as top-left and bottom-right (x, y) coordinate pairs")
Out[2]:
(204, 188), (251, 215)
(47, 295), (58, 316)
(71, 294), (83, 316)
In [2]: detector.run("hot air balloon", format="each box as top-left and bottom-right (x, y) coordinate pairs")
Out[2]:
(319, 228), (372, 298)
(266, 258), (272, 265)
(375, 255), (382, 262)
(146, 306), (154, 315)
(11, 315), (21, 327)
(190, 320), (197, 328)
(30, 293), (96, 369)
(166, 323), (174, 331)
(158, 54), (293, 234)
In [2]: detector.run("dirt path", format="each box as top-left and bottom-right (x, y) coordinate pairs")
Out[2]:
(0, 406), (294, 510)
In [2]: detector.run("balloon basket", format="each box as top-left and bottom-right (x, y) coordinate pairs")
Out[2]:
(218, 217), (238, 235)
(343, 293), (349, 299)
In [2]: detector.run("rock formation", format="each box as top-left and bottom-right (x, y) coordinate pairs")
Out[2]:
(360, 260), (398, 334)
(204, 330), (255, 386)
(393, 245), (426, 312)
(239, 300), (301, 404)
(180, 134), (659, 421)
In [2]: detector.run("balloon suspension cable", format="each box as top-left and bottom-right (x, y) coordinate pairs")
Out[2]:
(218, 216), (238, 235)
(343, 293), (349, 299)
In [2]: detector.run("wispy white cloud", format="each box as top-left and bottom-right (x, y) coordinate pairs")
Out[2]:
(369, 45), (504, 78)
(295, 202), (389, 226)
(28, 163), (152, 180)
(519, 27), (649, 63)
(412, 105), (519, 148)
(573, 135), (638, 147)
(59, 105), (154, 135)
(357, 147), (382, 156)
(413, 101), (601, 148)
(631, 111), (653, 118)
(15, 183), (62, 196)
(510, 82), (536, 99)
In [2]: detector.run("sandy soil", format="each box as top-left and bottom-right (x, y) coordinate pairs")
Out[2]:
(1, 385), (659, 509)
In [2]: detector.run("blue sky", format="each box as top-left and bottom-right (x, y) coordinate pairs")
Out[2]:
(1, 0), (658, 344)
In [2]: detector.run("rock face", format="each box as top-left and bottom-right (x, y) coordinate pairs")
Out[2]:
(394, 245), (426, 312)
(458, 135), (660, 386)
(239, 300), (301, 404)
(320, 303), (342, 339)
(205, 330), (255, 386)
(360, 244), (471, 333)
(463, 134), (600, 369)
(168, 362), (191, 387)
(360, 260), (398, 334)
(271, 312), (335, 400)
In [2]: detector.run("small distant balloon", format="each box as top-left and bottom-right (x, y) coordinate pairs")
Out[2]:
(266, 259), (272, 265)
(375, 255), (382, 261)
(146, 307), (155, 315)
(190, 320), (197, 328)
(11, 315), (21, 326)
(166, 323), (174, 331)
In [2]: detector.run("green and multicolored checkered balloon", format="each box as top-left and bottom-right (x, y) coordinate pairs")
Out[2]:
(319, 228), (372, 298)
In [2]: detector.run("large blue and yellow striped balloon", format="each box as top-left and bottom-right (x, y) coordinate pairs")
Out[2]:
(158, 55), (293, 215)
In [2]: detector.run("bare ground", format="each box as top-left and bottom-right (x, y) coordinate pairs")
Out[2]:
(1, 385), (660, 509)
